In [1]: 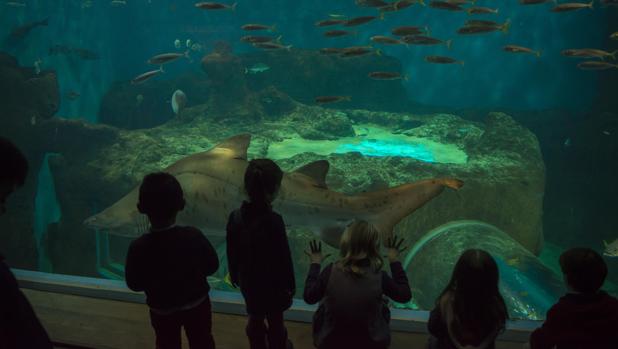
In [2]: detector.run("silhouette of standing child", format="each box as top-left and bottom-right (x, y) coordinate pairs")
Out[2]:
(125, 172), (219, 349)
(0, 137), (52, 349)
(226, 159), (295, 349)
(427, 249), (509, 349)
(304, 220), (412, 349)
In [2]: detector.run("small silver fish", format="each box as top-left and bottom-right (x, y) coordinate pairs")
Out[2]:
(131, 69), (162, 84)
(244, 63), (270, 74)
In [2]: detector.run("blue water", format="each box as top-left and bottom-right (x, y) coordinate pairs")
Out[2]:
(0, 0), (609, 116)
(336, 139), (435, 161)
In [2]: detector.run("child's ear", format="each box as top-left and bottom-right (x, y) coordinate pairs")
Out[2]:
(137, 202), (146, 214)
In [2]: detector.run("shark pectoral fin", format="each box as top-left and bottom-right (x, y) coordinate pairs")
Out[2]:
(213, 134), (252, 160)
(293, 160), (330, 188)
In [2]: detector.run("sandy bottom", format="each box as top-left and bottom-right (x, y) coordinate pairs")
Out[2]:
(267, 124), (468, 164)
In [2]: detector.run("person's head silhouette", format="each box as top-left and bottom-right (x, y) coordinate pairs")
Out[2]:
(137, 172), (185, 229)
(244, 159), (283, 208)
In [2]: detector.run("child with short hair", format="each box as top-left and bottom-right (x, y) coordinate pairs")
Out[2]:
(529, 247), (618, 349)
(427, 249), (509, 349)
(303, 220), (411, 349)
(125, 172), (219, 349)
(226, 159), (295, 349)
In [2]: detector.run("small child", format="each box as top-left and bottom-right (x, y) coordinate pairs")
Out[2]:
(529, 248), (618, 349)
(226, 159), (295, 349)
(125, 172), (219, 349)
(427, 249), (509, 349)
(303, 220), (411, 349)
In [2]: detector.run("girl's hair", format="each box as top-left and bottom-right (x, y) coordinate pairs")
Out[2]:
(339, 220), (383, 276)
(437, 249), (508, 342)
(244, 159), (283, 207)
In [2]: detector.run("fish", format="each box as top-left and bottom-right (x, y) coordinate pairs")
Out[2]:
(506, 257), (520, 266)
(191, 43), (203, 52)
(83, 134), (464, 248)
(244, 63), (270, 74)
(171, 90), (187, 115)
(343, 16), (378, 27)
(563, 138), (572, 148)
(316, 96), (352, 104)
(324, 30), (356, 37)
(319, 47), (346, 55)
(392, 26), (429, 36)
(457, 20), (511, 35)
(402, 35), (452, 49)
(611, 32), (618, 40)
(504, 45), (542, 57)
(315, 19), (346, 27)
(340, 46), (382, 57)
(429, 1), (464, 11)
(520, 0), (553, 4)
(6, 18), (48, 43)
(551, 1), (593, 12)
(5, 1), (26, 7)
(602, 130), (611, 135)
(368, 71), (409, 80)
(577, 61), (618, 70)
(66, 91), (81, 100)
(174, 39), (182, 49)
(131, 68), (163, 85)
(328, 13), (347, 18)
(467, 6), (499, 14)
(241, 24), (276, 31)
(604, 239), (618, 257)
(186, 39), (193, 48)
(370, 36), (406, 45)
(34, 58), (42, 74)
(424, 55), (464, 65)
(448, 0), (475, 4)
(253, 42), (292, 50)
(561, 49), (617, 59)
(240, 35), (282, 43)
(356, 0), (389, 7)
(147, 51), (190, 65)
(110, 0), (127, 6)
(195, 2), (237, 10)
(465, 19), (501, 27)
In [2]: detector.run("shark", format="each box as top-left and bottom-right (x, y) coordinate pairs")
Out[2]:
(84, 134), (463, 246)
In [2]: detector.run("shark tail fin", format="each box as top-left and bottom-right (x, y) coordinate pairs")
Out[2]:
(354, 178), (463, 240)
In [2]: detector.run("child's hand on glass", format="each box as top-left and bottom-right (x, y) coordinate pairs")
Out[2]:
(385, 235), (407, 263)
(305, 240), (330, 264)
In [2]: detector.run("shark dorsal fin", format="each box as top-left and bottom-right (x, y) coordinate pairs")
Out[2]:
(213, 134), (251, 160)
(294, 160), (330, 188)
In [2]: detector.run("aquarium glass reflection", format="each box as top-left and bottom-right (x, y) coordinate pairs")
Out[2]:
(0, 0), (617, 321)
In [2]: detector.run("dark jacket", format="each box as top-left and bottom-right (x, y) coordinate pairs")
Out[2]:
(428, 303), (499, 349)
(226, 201), (296, 315)
(0, 255), (52, 349)
(304, 261), (411, 349)
(530, 291), (618, 349)
(125, 226), (219, 310)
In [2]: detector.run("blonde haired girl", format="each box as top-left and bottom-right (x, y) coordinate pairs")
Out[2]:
(303, 220), (411, 349)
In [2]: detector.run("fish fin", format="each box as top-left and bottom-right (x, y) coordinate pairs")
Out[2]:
(588, 0), (594, 8)
(244, 67), (248, 74)
(425, 26), (431, 36)
(159, 65), (165, 73)
(231, 2), (237, 11)
(276, 35), (283, 43)
(496, 8), (499, 14)
(293, 160), (330, 188)
(502, 19), (511, 34)
(270, 24), (277, 32)
(446, 39), (452, 50)
(612, 50), (618, 60)
(535, 50), (542, 58)
(286, 44), (293, 51)
(212, 134), (251, 160)
(376, 49), (382, 56)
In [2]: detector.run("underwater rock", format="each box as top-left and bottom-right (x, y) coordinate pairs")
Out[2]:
(404, 221), (564, 320)
(98, 73), (211, 130)
(0, 51), (60, 121)
(292, 108), (355, 140)
(242, 49), (413, 112)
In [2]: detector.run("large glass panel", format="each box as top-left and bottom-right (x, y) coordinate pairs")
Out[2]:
(0, 0), (616, 321)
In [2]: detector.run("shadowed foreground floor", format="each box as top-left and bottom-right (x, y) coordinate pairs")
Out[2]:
(24, 289), (524, 349)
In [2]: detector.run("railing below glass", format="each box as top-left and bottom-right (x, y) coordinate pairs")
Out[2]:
(13, 269), (539, 343)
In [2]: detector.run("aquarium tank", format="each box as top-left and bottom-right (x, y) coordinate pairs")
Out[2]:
(0, 0), (616, 322)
